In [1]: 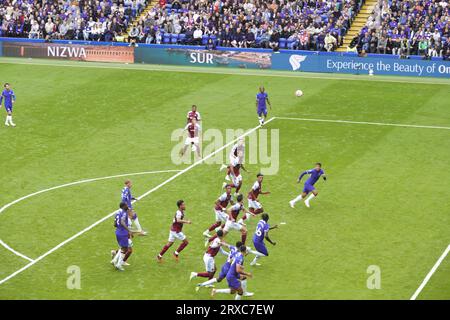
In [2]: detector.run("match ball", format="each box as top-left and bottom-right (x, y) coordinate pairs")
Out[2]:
(295, 89), (303, 97)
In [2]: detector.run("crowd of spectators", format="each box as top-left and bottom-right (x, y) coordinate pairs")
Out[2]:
(128, 0), (364, 51)
(0, 0), (147, 42)
(348, 0), (449, 60)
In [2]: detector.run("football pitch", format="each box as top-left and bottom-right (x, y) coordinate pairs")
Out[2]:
(0, 57), (449, 300)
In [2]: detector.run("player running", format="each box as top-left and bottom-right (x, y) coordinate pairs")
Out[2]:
(289, 162), (327, 208)
(121, 180), (147, 236)
(186, 104), (201, 124)
(241, 173), (270, 223)
(180, 118), (202, 158)
(1, 83), (16, 127)
(111, 202), (133, 271)
(211, 245), (254, 299)
(250, 213), (277, 266)
(256, 86), (271, 126)
(195, 240), (243, 290)
(202, 185), (234, 238)
(157, 200), (191, 262)
(190, 230), (228, 281)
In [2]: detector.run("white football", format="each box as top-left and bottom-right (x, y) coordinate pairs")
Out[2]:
(295, 90), (303, 97)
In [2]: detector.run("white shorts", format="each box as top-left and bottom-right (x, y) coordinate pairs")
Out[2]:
(185, 137), (199, 145)
(168, 230), (186, 242)
(248, 199), (262, 209)
(231, 174), (242, 187)
(215, 209), (228, 223)
(224, 219), (243, 232)
(203, 253), (215, 272)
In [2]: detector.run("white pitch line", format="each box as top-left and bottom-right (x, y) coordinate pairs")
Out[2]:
(0, 240), (34, 263)
(410, 244), (450, 300)
(0, 118), (274, 286)
(275, 116), (450, 131)
(0, 169), (180, 262)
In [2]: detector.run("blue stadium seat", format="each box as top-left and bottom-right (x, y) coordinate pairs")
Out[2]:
(279, 38), (287, 49)
(163, 34), (171, 44)
(170, 34), (178, 44)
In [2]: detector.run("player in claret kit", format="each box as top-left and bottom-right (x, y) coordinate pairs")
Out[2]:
(190, 229), (228, 281)
(195, 241), (243, 291)
(186, 104), (201, 124)
(240, 173), (270, 223)
(111, 202), (133, 271)
(211, 245), (254, 299)
(202, 184), (234, 238)
(157, 200), (191, 262)
(289, 162), (327, 208)
(250, 213), (277, 266)
(1, 83), (16, 127)
(208, 194), (254, 245)
(180, 118), (202, 158)
(121, 180), (147, 236)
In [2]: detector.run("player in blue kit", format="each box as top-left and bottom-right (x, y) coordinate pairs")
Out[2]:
(0, 83), (16, 127)
(121, 180), (147, 235)
(111, 202), (133, 271)
(211, 245), (253, 300)
(256, 86), (271, 126)
(289, 162), (327, 208)
(195, 241), (242, 291)
(250, 213), (277, 266)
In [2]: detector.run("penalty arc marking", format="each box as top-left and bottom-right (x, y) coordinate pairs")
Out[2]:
(0, 169), (181, 262)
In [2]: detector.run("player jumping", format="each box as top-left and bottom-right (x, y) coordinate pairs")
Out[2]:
(256, 86), (271, 126)
(157, 200), (191, 262)
(111, 202), (133, 271)
(121, 180), (147, 236)
(241, 173), (270, 223)
(289, 162), (326, 208)
(180, 118), (202, 158)
(211, 245), (254, 299)
(186, 104), (201, 124)
(250, 213), (277, 266)
(208, 194), (254, 245)
(1, 83), (16, 127)
(202, 184), (234, 238)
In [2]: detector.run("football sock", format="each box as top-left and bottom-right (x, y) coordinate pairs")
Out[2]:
(159, 244), (170, 257)
(241, 233), (247, 244)
(198, 278), (217, 287)
(251, 256), (260, 265)
(112, 250), (120, 264)
(292, 194), (304, 204)
(197, 272), (212, 278)
(215, 289), (231, 294)
(248, 248), (266, 257)
(124, 250), (132, 262)
(133, 217), (142, 232)
(241, 279), (248, 293)
(306, 193), (316, 203)
(208, 222), (221, 232)
(235, 294), (242, 300)
(176, 241), (188, 254)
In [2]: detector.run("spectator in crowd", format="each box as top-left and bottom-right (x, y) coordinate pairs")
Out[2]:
(324, 33), (337, 51)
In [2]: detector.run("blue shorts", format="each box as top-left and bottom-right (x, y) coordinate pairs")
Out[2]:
(257, 107), (267, 116)
(303, 183), (315, 194)
(4, 106), (12, 113)
(253, 240), (269, 256)
(218, 262), (231, 280)
(116, 234), (129, 248)
(226, 275), (241, 290)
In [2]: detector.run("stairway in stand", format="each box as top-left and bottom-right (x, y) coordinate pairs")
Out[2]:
(336, 0), (378, 52)
(125, 0), (156, 39)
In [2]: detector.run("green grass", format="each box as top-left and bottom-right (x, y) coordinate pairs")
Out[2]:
(0, 59), (449, 299)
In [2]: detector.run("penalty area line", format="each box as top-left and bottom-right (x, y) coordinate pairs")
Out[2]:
(410, 244), (450, 300)
(0, 118), (275, 286)
(0, 240), (34, 263)
(275, 117), (450, 131)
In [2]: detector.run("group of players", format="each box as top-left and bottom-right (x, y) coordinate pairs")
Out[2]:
(110, 87), (327, 300)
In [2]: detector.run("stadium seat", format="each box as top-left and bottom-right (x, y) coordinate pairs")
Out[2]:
(202, 35), (209, 45)
(279, 38), (287, 49)
(170, 34), (178, 44)
(163, 34), (171, 44)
